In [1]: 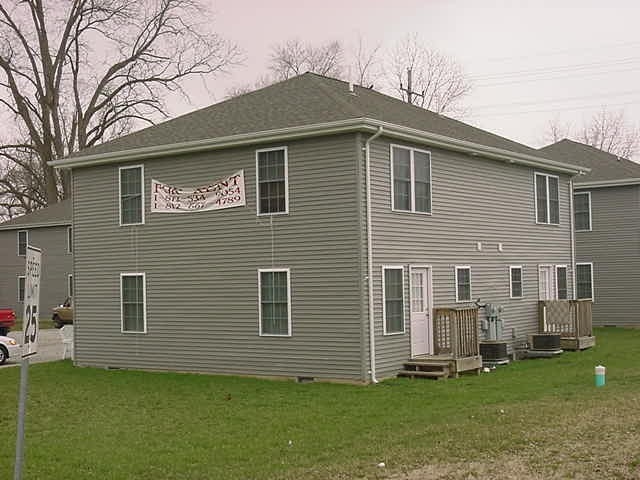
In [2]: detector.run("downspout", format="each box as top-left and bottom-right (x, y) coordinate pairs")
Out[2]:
(569, 179), (577, 299)
(365, 126), (383, 383)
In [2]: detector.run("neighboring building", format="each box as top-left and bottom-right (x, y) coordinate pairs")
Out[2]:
(0, 200), (73, 317)
(541, 139), (640, 327)
(51, 73), (585, 382)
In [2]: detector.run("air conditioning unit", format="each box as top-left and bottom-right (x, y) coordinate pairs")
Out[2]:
(530, 334), (561, 351)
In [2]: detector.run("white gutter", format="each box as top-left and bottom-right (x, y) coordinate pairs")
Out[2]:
(50, 117), (588, 176)
(569, 179), (577, 299)
(0, 220), (71, 231)
(365, 126), (383, 384)
(574, 177), (640, 189)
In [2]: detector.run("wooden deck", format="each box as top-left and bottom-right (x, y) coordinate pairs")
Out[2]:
(538, 299), (596, 350)
(399, 307), (482, 379)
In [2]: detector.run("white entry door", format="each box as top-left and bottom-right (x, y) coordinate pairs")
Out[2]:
(410, 267), (433, 356)
(538, 265), (554, 300)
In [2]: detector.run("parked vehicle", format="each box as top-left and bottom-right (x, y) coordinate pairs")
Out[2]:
(0, 308), (16, 336)
(0, 335), (19, 365)
(52, 298), (73, 328)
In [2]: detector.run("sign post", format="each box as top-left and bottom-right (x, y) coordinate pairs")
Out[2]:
(14, 245), (41, 480)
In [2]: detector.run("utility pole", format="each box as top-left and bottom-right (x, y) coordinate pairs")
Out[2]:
(399, 68), (425, 106)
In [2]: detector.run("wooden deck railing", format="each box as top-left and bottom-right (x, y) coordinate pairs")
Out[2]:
(433, 307), (480, 358)
(538, 299), (593, 338)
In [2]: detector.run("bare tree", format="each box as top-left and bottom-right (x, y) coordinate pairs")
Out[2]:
(225, 74), (274, 99)
(543, 109), (639, 159)
(0, 0), (241, 219)
(350, 35), (382, 88)
(581, 108), (639, 159)
(269, 38), (344, 81)
(388, 34), (472, 117)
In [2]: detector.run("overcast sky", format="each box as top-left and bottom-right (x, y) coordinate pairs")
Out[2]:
(174, 0), (640, 152)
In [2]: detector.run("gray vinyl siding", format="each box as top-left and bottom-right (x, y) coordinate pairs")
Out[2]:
(575, 185), (640, 327)
(368, 138), (574, 378)
(72, 134), (365, 381)
(0, 225), (72, 317)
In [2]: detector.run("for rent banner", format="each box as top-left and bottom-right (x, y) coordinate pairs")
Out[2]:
(151, 170), (245, 213)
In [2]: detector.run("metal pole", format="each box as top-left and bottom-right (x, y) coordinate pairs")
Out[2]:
(14, 356), (30, 480)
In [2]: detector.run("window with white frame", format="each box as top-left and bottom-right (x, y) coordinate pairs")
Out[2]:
(556, 266), (568, 300)
(391, 145), (432, 214)
(258, 269), (291, 336)
(256, 147), (288, 215)
(67, 226), (73, 253)
(574, 191), (591, 231)
(576, 263), (593, 300)
(17, 230), (28, 256)
(18, 276), (25, 302)
(119, 165), (144, 225)
(383, 266), (405, 334)
(509, 266), (523, 298)
(455, 266), (472, 302)
(535, 173), (560, 225)
(120, 273), (146, 333)
(68, 274), (74, 297)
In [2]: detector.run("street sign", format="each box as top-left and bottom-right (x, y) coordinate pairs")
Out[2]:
(22, 245), (41, 357)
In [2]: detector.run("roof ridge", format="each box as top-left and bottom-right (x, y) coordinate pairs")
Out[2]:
(305, 73), (364, 118)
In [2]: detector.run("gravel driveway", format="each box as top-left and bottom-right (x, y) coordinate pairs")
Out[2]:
(1, 329), (65, 368)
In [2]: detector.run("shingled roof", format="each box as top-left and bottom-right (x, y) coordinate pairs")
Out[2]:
(0, 199), (72, 230)
(540, 139), (640, 185)
(56, 73), (582, 173)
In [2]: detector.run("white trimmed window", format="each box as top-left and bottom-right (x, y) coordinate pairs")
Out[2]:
(455, 266), (472, 302)
(576, 263), (593, 300)
(535, 173), (560, 225)
(18, 276), (25, 302)
(68, 274), (74, 297)
(574, 191), (592, 231)
(67, 226), (73, 253)
(17, 230), (28, 256)
(556, 265), (568, 300)
(119, 165), (144, 225)
(391, 145), (432, 214)
(258, 269), (291, 336)
(256, 147), (288, 215)
(120, 273), (147, 333)
(509, 266), (523, 299)
(382, 266), (405, 334)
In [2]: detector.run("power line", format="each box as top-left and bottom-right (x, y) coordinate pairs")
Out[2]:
(472, 89), (640, 111)
(472, 99), (640, 118)
(483, 40), (640, 63)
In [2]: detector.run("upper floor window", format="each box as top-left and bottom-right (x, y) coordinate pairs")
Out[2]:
(17, 230), (28, 256)
(119, 165), (144, 225)
(574, 191), (592, 231)
(576, 263), (593, 300)
(535, 173), (559, 225)
(67, 226), (73, 253)
(391, 145), (432, 214)
(256, 147), (288, 215)
(18, 276), (25, 302)
(455, 266), (472, 302)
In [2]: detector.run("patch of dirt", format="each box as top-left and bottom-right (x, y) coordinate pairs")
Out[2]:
(386, 397), (640, 480)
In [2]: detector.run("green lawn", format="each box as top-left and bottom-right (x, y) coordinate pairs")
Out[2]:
(1, 327), (639, 479)
(10, 319), (56, 331)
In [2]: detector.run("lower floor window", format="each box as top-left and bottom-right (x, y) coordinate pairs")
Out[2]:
(509, 266), (523, 298)
(68, 274), (74, 298)
(120, 273), (146, 333)
(383, 266), (405, 334)
(259, 269), (291, 336)
(18, 276), (25, 302)
(576, 263), (593, 300)
(455, 266), (471, 302)
(556, 266), (568, 300)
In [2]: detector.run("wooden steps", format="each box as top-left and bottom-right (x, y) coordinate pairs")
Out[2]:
(398, 360), (451, 380)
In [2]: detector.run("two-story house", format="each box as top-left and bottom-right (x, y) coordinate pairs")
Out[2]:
(51, 73), (585, 382)
(0, 199), (73, 319)
(541, 139), (640, 328)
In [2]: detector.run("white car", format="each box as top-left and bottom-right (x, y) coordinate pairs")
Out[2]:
(0, 336), (20, 365)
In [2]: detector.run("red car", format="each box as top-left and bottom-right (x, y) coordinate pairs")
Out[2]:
(0, 309), (16, 336)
